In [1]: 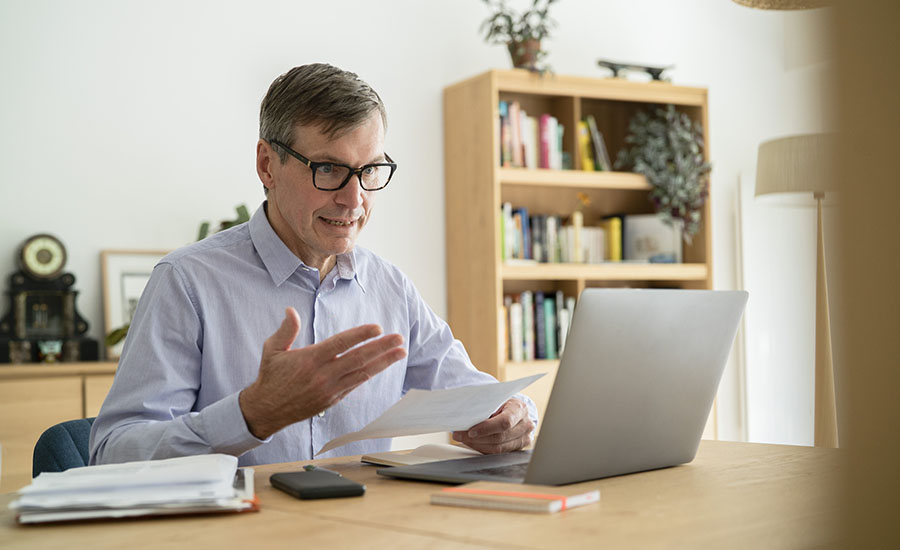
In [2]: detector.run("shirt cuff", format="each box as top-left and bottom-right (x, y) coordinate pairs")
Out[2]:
(197, 392), (271, 456)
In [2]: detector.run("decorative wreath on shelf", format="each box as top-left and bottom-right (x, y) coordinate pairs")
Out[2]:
(615, 104), (712, 242)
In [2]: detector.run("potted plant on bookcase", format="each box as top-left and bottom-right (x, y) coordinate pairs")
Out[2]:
(479, 0), (558, 73)
(615, 105), (712, 242)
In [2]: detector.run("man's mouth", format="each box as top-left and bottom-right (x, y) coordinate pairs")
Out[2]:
(321, 217), (355, 226)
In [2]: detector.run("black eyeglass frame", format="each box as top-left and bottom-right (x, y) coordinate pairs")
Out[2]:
(270, 140), (397, 191)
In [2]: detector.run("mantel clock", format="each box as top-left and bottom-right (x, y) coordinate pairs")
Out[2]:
(0, 234), (99, 363)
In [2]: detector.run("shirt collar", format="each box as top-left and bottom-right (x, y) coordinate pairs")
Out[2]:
(250, 201), (366, 291)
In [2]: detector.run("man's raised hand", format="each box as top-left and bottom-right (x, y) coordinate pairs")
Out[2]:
(239, 307), (407, 439)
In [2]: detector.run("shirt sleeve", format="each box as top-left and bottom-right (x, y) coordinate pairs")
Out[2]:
(400, 276), (539, 429)
(88, 262), (267, 465)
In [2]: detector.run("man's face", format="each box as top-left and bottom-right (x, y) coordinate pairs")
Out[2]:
(258, 112), (385, 272)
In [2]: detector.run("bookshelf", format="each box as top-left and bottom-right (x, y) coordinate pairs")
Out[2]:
(443, 69), (712, 430)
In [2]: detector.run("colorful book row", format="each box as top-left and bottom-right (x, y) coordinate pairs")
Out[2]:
(501, 204), (684, 264)
(499, 101), (567, 170)
(504, 291), (576, 362)
(501, 203), (619, 263)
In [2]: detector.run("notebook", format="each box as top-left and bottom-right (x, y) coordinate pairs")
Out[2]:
(378, 288), (748, 485)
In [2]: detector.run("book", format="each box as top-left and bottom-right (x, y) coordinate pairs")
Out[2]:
(534, 291), (546, 359)
(601, 215), (623, 262)
(10, 454), (257, 524)
(577, 121), (595, 171)
(431, 481), (600, 514)
(543, 296), (558, 360)
(584, 115), (611, 171)
(555, 289), (565, 355)
(361, 444), (481, 467)
(572, 210), (584, 263)
(499, 101), (511, 167)
(521, 291), (535, 361)
(509, 101), (523, 167)
(539, 114), (554, 169)
(508, 301), (524, 362)
(502, 202), (514, 261)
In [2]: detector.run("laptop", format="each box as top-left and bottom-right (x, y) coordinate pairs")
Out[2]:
(377, 288), (748, 485)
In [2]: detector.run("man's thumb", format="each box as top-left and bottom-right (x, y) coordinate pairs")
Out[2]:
(268, 307), (301, 352)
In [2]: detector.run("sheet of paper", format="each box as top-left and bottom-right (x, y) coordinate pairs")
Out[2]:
(317, 374), (543, 455)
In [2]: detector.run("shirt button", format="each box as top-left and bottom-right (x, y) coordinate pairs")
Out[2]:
(317, 411), (325, 418)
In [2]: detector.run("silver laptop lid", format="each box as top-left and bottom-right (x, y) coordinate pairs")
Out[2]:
(525, 288), (748, 485)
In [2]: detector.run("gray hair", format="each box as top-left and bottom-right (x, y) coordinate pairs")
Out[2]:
(259, 63), (388, 163)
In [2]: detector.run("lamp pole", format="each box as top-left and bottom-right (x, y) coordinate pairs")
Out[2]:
(814, 191), (838, 448)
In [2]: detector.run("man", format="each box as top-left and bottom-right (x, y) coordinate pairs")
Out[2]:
(90, 63), (537, 466)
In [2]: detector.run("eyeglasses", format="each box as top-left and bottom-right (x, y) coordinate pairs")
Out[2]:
(270, 140), (397, 191)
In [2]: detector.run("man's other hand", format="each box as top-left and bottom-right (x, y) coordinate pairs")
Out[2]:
(451, 398), (534, 454)
(239, 307), (407, 439)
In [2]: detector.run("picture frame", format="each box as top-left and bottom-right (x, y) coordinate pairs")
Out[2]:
(100, 250), (169, 360)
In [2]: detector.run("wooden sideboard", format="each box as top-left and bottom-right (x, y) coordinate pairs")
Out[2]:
(0, 361), (117, 493)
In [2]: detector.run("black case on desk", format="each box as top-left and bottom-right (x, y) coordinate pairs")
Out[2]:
(270, 470), (365, 500)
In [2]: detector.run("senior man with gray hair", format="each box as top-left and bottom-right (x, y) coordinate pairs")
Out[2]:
(90, 63), (537, 466)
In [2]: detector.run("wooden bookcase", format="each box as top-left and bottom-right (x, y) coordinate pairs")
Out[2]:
(443, 69), (712, 429)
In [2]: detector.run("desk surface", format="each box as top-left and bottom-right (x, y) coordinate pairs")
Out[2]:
(1, 441), (840, 549)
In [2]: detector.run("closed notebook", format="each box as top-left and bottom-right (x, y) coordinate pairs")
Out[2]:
(430, 481), (600, 514)
(361, 444), (481, 467)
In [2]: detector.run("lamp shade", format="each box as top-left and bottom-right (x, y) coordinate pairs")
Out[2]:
(755, 133), (838, 197)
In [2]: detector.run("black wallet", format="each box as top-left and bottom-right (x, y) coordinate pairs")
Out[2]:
(270, 469), (366, 500)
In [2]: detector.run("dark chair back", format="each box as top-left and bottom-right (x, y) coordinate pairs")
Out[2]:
(32, 417), (96, 477)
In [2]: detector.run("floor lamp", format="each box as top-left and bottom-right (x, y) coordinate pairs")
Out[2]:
(755, 133), (838, 448)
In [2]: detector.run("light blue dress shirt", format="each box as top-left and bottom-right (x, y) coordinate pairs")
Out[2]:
(90, 202), (536, 466)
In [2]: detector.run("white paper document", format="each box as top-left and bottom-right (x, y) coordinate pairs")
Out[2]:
(317, 374), (543, 455)
(10, 454), (257, 524)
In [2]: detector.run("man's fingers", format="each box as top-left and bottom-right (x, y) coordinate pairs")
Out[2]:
(313, 324), (384, 361)
(466, 399), (528, 438)
(264, 307), (302, 354)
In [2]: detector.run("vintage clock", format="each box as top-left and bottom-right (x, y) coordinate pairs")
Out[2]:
(0, 234), (99, 363)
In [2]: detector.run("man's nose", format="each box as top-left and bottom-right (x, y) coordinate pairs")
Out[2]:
(334, 175), (365, 208)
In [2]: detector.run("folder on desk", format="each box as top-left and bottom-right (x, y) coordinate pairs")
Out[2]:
(9, 454), (258, 524)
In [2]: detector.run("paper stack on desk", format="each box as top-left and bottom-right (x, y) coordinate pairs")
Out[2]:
(9, 454), (257, 524)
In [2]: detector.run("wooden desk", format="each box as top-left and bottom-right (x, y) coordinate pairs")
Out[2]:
(0, 441), (840, 549)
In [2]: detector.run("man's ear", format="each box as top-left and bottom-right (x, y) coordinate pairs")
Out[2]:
(256, 139), (278, 192)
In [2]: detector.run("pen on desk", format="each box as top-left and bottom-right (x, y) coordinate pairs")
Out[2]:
(304, 464), (342, 476)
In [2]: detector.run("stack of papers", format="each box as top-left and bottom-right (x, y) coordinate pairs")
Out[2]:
(9, 454), (257, 524)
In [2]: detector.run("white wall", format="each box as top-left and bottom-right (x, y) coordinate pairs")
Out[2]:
(0, 1), (831, 445)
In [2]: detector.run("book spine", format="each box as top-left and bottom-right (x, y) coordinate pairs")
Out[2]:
(555, 290), (565, 355)
(603, 216), (622, 262)
(499, 101), (511, 168)
(543, 297), (558, 360)
(534, 292), (546, 359)
(509, 301), (523, 362)
(539, 114), (552, 169)
(555, 121), (564, 170)
(546, 216), (558, 263)
(577, 121), (594, 171)
(502, 202), (513, 261)
(509, 101), (522, 167)
(572, 210), (584, 263)
(521, 291), (535, 361)
(512, 210), (522, 259)
(520, 208), (531, 260)
(525, 116), (538, 169)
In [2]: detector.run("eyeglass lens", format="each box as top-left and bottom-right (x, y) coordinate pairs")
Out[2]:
(314, 164), (392, 190)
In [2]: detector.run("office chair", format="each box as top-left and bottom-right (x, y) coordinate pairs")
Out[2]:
(32, 417), (96, 477)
